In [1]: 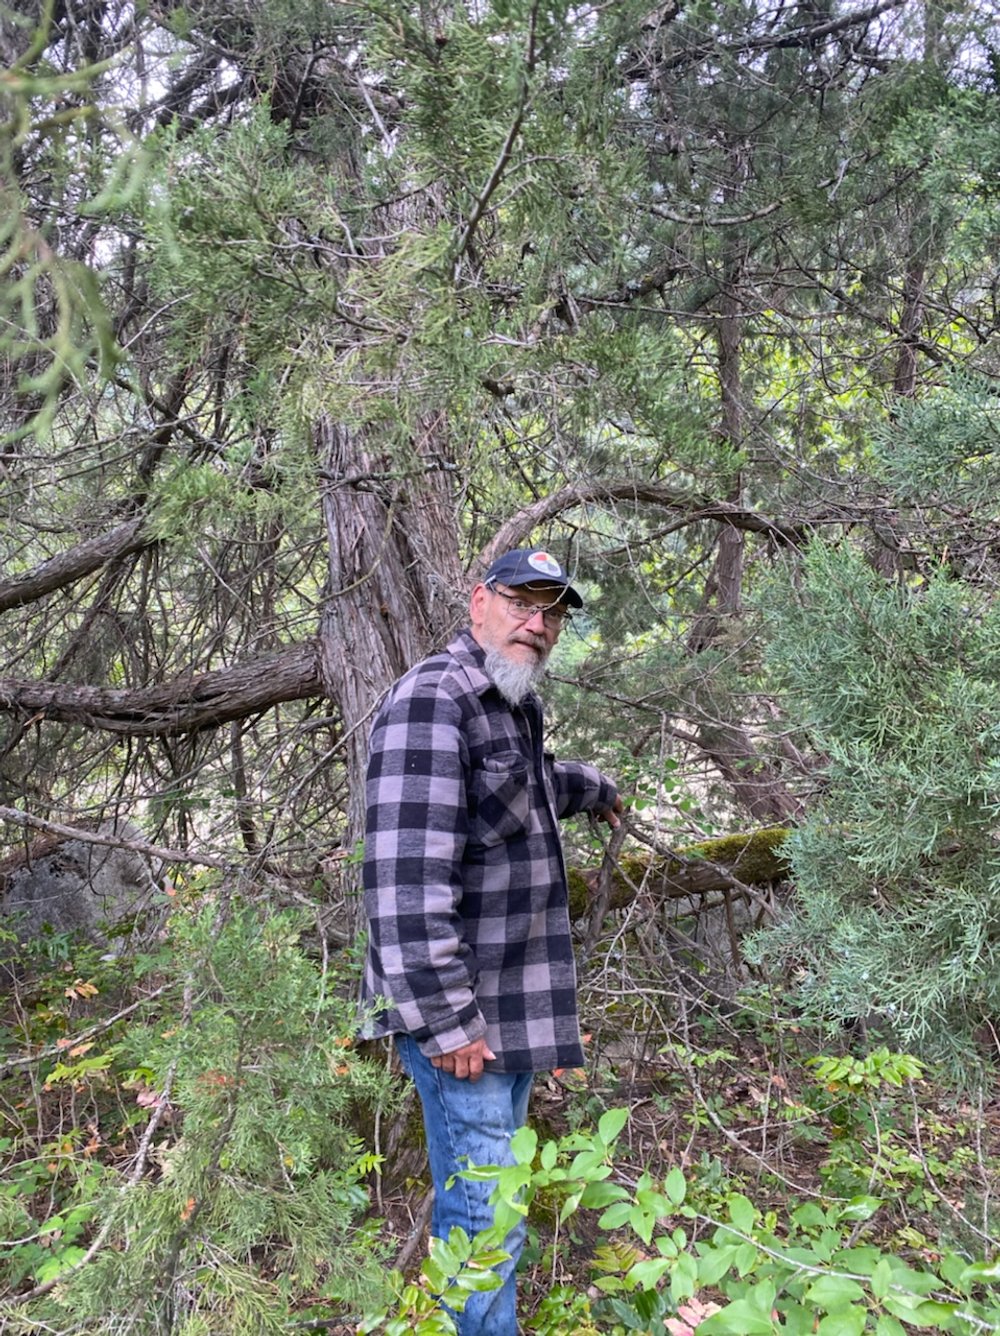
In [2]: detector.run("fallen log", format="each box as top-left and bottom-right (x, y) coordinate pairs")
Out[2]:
(568, 825), (790, 920)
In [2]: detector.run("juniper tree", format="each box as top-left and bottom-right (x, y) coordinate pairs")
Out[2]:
(0, 0), (997, 1036)
(748, 380), (1000, 1078)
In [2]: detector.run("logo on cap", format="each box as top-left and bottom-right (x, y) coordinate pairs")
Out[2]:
(527, 551), (562, 578)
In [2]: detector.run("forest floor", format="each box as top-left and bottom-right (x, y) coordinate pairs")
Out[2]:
(372, 1013), (1000, 1332)
(3, 919), (998, 1334)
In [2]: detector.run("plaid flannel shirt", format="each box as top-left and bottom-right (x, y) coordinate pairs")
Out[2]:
(361, 629), (618, 1073)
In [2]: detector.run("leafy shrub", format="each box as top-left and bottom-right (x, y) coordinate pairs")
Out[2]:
(0, 894), (395, 1332)
(361, 1108), (1000, 1335)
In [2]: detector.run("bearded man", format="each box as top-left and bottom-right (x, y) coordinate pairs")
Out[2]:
(361, 548), (621, 1336)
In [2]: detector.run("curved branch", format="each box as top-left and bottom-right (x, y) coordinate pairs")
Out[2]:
(754, 0), (907, 52)
(0, 517), (151, 613)
(475, 481), (809, 571)
(0, 642), (323, 735)
(646, 199), (784, 228)
(657, 0), (908, 72)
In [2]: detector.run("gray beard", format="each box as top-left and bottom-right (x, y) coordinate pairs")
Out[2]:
(484, 648), (547, 707)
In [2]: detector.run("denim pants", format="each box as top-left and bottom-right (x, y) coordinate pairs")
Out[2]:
(395, 1034), (533, 1336)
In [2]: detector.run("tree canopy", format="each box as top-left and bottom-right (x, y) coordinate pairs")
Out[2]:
(2, 0), (1000, 1074)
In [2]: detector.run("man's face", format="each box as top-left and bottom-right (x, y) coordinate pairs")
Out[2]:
(469, 581), (568, 667)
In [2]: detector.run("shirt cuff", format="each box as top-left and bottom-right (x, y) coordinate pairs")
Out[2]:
(416, 1012), (488, 1059)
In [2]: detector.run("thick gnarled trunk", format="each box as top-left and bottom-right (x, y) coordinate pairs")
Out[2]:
(316, 417), (465, 853)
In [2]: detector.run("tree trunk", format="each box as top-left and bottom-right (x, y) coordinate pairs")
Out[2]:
(315, 417), (465, 856)
(685, 218), (803, 823)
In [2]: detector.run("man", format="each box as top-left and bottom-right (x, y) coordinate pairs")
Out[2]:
(361, 548), (621, 1336)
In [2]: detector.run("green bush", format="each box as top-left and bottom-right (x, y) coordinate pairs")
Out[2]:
(747, 539), (1000, 1082)
(0, 894), (394, 1332)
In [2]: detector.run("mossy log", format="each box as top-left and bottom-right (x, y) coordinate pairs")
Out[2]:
(567, 826), (790, 921)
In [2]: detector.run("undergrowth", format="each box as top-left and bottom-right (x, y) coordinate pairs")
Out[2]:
(0, 876), (396, 1332)
(2, 883), (998, 1335)
(358, 988), (1000, 1335)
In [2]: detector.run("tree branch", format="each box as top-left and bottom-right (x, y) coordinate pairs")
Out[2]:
(0, 642), (322, 735)
(0, 805), (236, 869)
(0, 517), (150, 613)
(451, 0), (539, 277)
(656, 0), (908, 72)
(476, 481), (810, 571)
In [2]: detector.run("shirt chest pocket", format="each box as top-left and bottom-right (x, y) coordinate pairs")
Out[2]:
(469, 751), (532, 847)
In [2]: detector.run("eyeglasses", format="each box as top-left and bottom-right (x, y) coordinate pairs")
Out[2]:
(486, 584), (573, 630)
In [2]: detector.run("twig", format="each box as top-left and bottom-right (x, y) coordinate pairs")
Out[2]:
(910, 1086), (1000, 1252)
(579, 820), (630, 967)
(393, 1191), (434, 1275)
(0, 984), (171, 1074)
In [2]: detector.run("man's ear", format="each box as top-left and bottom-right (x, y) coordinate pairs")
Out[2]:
(469, 582), (488, 628)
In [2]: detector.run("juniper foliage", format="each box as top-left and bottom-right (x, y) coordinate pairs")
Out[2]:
(749, 524), (1000, 1079)
(6, 901), (394, 1333)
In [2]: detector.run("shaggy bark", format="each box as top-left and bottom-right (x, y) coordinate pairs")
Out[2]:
(0, 643), (321, 735)
(316, 417), (465, 850)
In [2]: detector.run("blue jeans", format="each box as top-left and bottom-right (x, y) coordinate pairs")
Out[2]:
(395, 1034), (533, 1336)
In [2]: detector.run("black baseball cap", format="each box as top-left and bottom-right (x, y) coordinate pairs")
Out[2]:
(481, 548), (583, 608)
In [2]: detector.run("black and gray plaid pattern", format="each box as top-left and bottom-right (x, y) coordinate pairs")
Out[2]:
(361, 629), (618, 1073)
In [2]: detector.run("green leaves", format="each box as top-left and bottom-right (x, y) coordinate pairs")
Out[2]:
(598, 1106), (630, 1144)
(597, 1171), (677, 1246)
(726, 1191), (757, 1234)
(698, 1278), (777, 1336)
(378, 1103), (1000, 1336)
(0, 20), (130, 446)
(360, 1227), (508, 1333)
(807, 1049), (925, 1093)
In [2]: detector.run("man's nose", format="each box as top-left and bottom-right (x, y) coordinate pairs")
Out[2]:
(522, 606), (548, 630)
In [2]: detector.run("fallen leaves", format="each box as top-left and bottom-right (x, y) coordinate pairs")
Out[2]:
(64, 978), (99, 1000)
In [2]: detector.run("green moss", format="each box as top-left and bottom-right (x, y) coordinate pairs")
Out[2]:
(568, 827), (790, 920)
(684, 826), (790, 884)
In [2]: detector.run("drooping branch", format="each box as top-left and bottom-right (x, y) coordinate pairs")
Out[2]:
(0, 642), (322, 735)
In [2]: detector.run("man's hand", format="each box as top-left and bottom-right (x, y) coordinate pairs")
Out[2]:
(431, 1037), (496, 1081)
(596, 794), (624, 829)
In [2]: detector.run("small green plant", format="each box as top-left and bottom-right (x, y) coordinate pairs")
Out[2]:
(358, 1227), (509, 1335)
(0, 900), (397, 1331)
(526, 1283), (602, 1334)
(808, 1047), (925, 1092)
(365, 1109), (1000, 1335)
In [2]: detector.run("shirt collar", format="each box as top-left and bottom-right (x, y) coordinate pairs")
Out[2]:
(446, 628), (492, 695)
